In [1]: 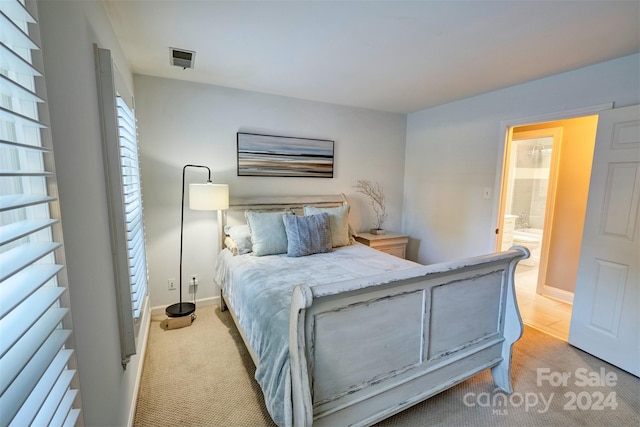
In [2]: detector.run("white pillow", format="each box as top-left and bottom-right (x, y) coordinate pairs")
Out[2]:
(224, 224), (252, 255)
(245, 211), (292, 256)
(303, 205), (351, 247)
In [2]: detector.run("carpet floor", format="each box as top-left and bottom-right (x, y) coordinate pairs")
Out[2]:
(134, 304), (639, 426)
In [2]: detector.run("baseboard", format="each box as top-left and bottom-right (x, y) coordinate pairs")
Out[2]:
(127, 296), (151, 427)
(150, 295), (220, 316)
(541, 285), (574, 304)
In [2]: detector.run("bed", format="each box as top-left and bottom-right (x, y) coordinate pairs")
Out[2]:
(213, 194), (528, 427)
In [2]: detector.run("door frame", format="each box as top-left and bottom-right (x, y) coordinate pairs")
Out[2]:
(490, 103), (613, 251)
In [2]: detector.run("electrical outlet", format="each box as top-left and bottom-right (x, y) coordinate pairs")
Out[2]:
(168, 278), (176, 291)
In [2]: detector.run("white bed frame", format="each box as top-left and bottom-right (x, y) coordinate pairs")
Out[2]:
(219, 195), (528, 427)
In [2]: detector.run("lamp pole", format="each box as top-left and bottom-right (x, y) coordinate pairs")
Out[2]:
(166, 165), (210, 317)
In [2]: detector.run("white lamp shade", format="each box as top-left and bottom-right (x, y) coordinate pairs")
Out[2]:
(189, 183), (229, 210)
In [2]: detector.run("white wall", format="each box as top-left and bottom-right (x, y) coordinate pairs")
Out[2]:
(38, 1), (144, 425)
(404, 54), (640, 265)
(133, 76), (408, 308)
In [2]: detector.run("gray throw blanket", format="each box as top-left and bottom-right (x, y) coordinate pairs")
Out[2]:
(214, 244), (419, 426)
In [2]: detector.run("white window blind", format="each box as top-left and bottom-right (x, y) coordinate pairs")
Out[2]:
(0, 0), (81, 425)
(115, 96), (148, 321)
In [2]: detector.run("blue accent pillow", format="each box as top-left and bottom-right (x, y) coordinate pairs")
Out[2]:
(245, 211), (292, 256)
(283, 213), (332, 257)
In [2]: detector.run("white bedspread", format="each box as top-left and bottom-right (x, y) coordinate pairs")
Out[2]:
(213, 243), (420, 426)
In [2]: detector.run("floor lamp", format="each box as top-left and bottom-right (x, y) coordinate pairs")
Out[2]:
(166, 164), (229, 317)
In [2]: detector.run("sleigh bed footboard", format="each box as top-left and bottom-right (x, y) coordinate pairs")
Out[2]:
(289, 247), (528, 427)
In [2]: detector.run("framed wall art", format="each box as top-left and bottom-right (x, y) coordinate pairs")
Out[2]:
(237, 132), (334, 178)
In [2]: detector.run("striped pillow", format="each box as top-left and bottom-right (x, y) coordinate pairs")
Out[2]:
(283, 213), (332, 257)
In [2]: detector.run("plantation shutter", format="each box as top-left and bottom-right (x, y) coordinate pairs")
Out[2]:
(0, 0), (82, 425)
(115, 95), (148, 321)
(95, 46), (148, 368)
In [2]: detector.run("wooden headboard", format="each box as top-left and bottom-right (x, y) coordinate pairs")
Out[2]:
(228, 194), (347, 212)
(222, 194), (348, 227)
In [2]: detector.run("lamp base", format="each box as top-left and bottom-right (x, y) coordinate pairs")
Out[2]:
(166, 302), (196, 317)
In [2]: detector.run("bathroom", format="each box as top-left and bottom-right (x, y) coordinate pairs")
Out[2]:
(509, 136), (553, 267)
(498, 116), (598, 340)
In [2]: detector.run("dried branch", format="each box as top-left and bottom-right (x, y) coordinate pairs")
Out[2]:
(354, 179), (388, 229)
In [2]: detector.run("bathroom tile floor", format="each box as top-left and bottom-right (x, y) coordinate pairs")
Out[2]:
(514, 265), (573, 341)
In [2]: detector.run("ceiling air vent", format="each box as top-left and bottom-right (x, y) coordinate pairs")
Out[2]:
(170, 48), (195, 69)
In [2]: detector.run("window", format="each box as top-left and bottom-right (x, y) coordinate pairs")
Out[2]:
(0, 0), (81, 425)
(116, 95), (148, 323)
(95, 46), (149, 367)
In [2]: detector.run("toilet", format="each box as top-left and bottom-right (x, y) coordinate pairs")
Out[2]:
(513, 229), (542, 266)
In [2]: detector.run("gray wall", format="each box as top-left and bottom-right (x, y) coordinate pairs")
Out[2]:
(134, 76), (408, 309)
(403, 54), (640, 264)
(38, 1), (143, 426)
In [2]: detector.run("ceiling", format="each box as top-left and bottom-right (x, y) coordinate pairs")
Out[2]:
(103, 1), (639, 114)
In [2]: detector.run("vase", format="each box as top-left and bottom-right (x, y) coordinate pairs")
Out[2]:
(370, 228), (386, 235)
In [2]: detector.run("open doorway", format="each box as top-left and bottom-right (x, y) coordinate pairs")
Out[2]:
(496, 115), (599, 340)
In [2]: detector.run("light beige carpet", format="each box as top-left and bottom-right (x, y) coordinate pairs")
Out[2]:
(134, 304), (639, 427)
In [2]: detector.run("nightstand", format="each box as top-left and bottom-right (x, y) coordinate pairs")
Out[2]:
(355, 232), (409, 259)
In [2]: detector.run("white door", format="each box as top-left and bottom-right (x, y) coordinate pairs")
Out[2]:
(569, 104), (640, 376)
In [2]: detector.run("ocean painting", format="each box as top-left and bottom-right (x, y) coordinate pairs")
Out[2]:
(237, 132), (334, 178)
